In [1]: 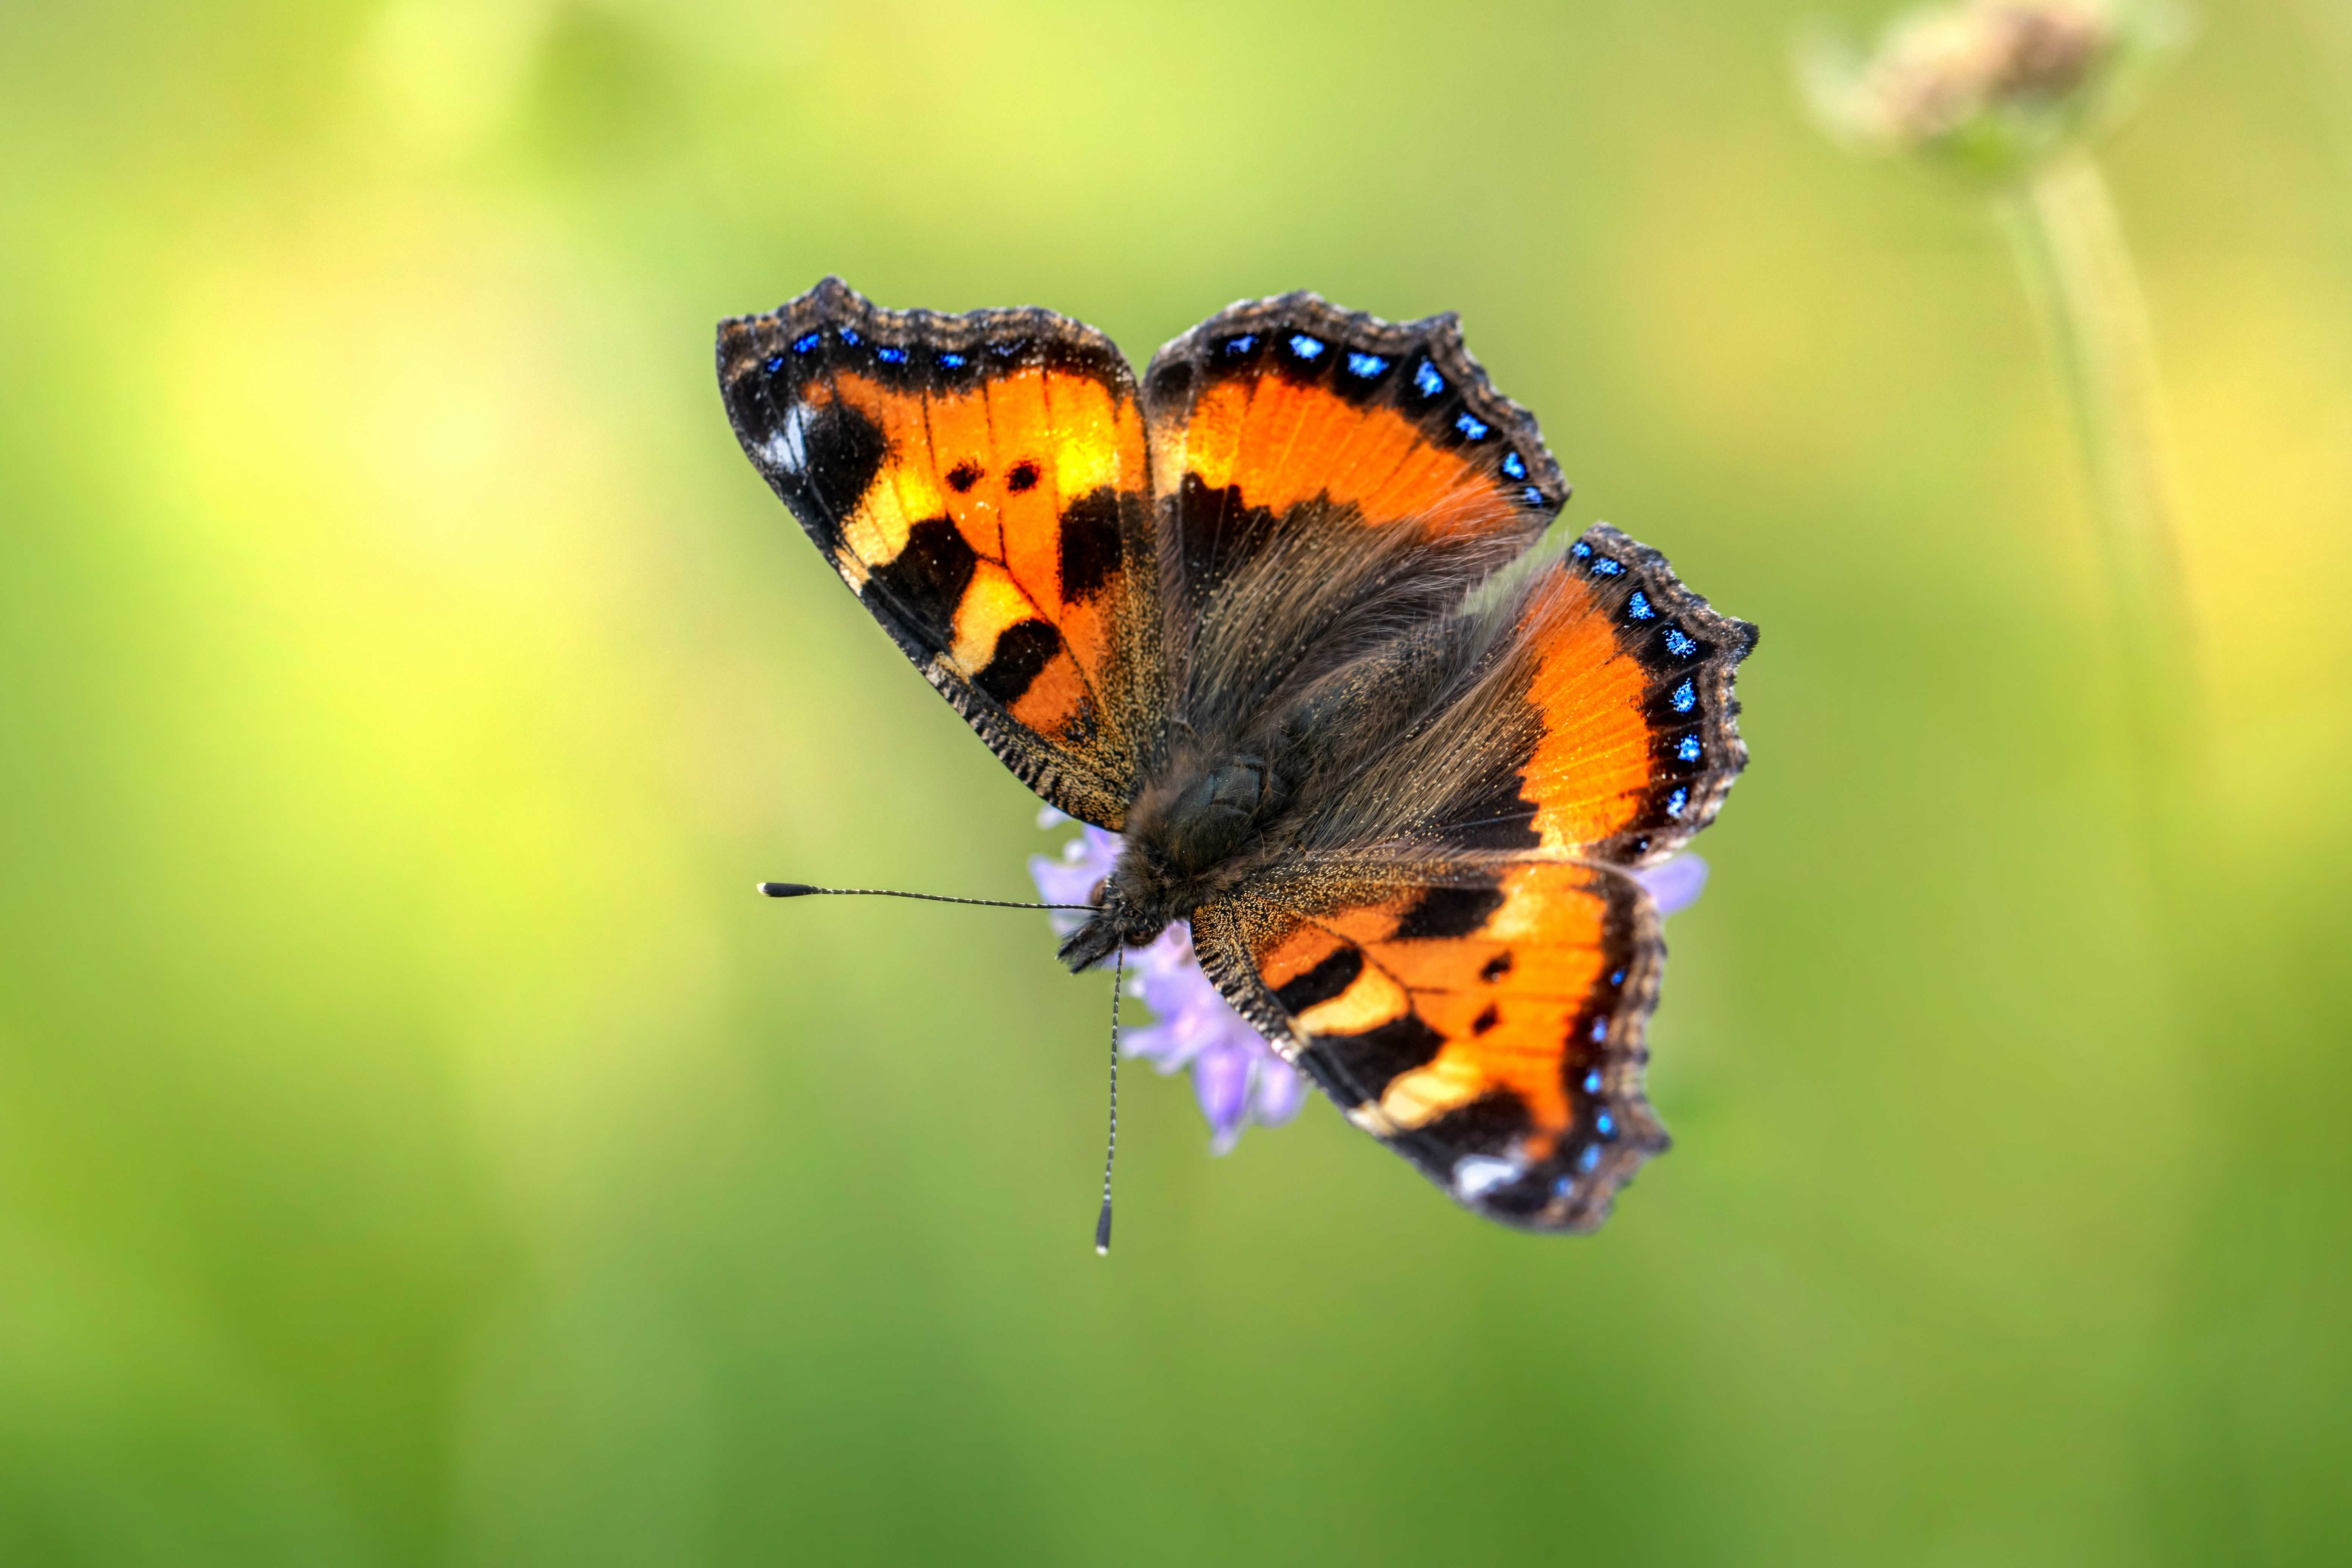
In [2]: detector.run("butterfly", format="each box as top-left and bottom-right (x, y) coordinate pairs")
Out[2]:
(718, 277), (1755, 1233)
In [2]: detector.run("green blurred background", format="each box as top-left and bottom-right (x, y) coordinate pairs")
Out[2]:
(4, 0), (2349, 1562)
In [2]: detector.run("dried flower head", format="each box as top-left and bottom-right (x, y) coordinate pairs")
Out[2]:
(1033, 812), (1711, 1154)
(1802, 0), (2187, 179)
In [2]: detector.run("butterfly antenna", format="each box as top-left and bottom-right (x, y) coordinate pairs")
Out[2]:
(1095, 946), (1123, 1257)
(757, 882), (1096, 911)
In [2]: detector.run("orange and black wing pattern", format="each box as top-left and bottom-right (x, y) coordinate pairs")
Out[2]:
(1194, 526), (1754, 1228)
(717, 278), (1163, 827)
(1194, 859), (1665, 1232)
(1422, 523), (1758, 865)
(1140, 293), (1570, 619)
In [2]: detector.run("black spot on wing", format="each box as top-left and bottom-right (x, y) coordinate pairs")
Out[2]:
(1410, 1090), (1533, 1162)
(972, 618), (1062, 706)
(1057, 487), (1123, 603)
(1147, 359), (1193, 407)
(1391, 884), (1506, 941)
(1170, 470), (1283, 615)
(1312, 1013), (1445, 1102)
(772, 399), (891, 541)
(866, 517), (976, 637)
(1273, 946), (1363, 1014)
(1479, 951), (1513, 983)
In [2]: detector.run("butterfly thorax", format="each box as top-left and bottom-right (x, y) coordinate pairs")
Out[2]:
(1055, 751), (1295, 972)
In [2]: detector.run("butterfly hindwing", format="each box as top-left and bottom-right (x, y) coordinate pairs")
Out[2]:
(1192, 858), (1667, 1231)
(1328, 523), (1757, 863)
(718, 278), (1164, 827)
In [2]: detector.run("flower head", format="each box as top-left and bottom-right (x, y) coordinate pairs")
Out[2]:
(1802, 0), (2187, 180)
(1032, 812), (1713, 1154)
(1030, 811), (1304, 1152)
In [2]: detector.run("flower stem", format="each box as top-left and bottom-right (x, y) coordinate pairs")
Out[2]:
(1996, 150), (2202, 796)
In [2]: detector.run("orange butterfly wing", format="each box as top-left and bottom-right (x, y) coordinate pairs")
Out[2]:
(718, 278), (1163, 827)
(1195, 859), (1666, 1231)
(1192, 524), (1753, 1228)
(1139, 294), (1569, 620)
(1423, 524), (1758, 864)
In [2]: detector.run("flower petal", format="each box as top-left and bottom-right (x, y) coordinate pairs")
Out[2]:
(1634, 854), (1709, 919)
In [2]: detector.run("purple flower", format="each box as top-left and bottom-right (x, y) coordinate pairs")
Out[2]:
(1031, 811), (1708, 1152)
(1031, 811), (1303, 1152)
(1635, 854), (1710, 919)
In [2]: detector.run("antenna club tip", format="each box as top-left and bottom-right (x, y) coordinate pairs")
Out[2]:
(1094, 1243), (1109, 1257)
(759, 882), (820, 898)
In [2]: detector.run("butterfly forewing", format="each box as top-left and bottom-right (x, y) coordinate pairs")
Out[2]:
(1139, 293), (1567, 624)
(718, 278), (1164, 828)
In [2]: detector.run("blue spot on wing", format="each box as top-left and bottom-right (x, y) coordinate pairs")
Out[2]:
(839, 327), (861, 347)
(1224, 333), (1256, 356)
(938, 351), (965, 368)
(791, 331), (821, 354)
(876, 345), (907, 364)
(763, 355), (784, 375)
(1346, 351), (1386, 377)
(1571, 541), (1592, 558)
(1664, 627), (1696, 657)
(1671, 678), (1697, 714)
(1596, 1110), (1616, 1139)
(1501, 451), (1526, 479)
(1523, 486), (1546, 506)
(1455, 412), (1490, 441)
(1576, 1145), (1602, 1174)
(1665, 787), (1688, 818)
(1413, 360), (1445, 398)
(1288, 333), (1324, 359)
(1628, 591), (1655, 620)
(1589, 1017), (1608, 1043)
(1591, 557), (1624, 577)
(1582, 1069), (1603, 1094)
(1677, 735), (1703, 763)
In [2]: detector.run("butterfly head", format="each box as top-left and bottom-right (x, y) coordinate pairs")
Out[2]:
(1055, 753), (1289, 973)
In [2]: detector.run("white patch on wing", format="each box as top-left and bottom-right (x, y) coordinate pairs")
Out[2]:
(1451, 1155), (1523, 1200)
(760, 402), (813, 473)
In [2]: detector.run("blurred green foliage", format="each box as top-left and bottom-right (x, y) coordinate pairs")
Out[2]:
(3, 1), (2349, 1563)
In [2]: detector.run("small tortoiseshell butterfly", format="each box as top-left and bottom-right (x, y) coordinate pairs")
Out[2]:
(719, 278), (1755, 1233)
